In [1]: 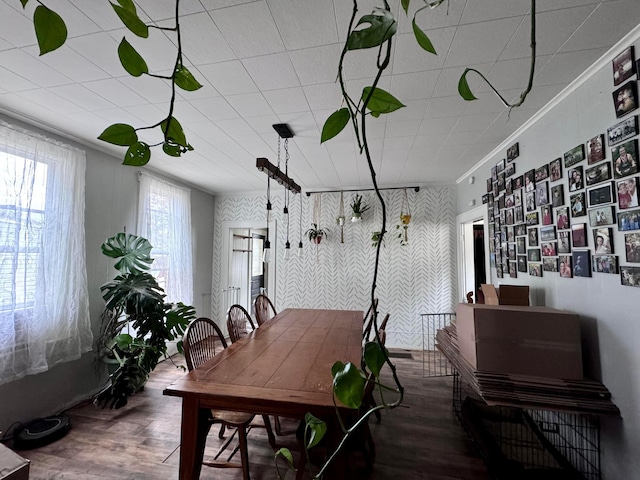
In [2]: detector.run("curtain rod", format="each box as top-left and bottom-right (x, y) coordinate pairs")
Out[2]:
(305, 186), (420, 197)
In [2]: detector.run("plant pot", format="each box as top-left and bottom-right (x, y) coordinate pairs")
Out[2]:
(351, 213), (362, 223)
(401, 213), (411, 225)
(313, 235), (323, 244)
(337, 216), (345, 226)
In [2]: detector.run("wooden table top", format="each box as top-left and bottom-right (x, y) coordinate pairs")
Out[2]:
(164, 308), (363, 418)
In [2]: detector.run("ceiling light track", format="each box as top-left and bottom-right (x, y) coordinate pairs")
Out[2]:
(305, 186), (420, 197)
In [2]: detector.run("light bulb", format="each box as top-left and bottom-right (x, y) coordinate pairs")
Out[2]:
(284, 247), (290, 260)
(263, 240), (271, 264)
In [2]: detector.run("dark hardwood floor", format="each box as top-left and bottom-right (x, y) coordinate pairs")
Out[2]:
(16, 351), (490, 480)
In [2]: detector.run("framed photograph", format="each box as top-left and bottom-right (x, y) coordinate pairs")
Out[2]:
(524, 169), (535, 192)
(625, 232), (640, 262)
(505, 208), (514, 225)
(506, 163), (516, 177)
(496, 158), (506, 172)
(588, 205), (616, 226)
(513, 175), (524, 190)
(514, 189), (522, 207)
(572, 223), (588, 247)
(593, 255), (618, 274)
(549, 158), (563, 182)
(620, 265), (640, 287)
(514, 206), (524, 223)
(528, 227), (539, 247)
(507, 142), (519, 162)
(482, 193), (491, 204)
(608, 115), (638, 146)
(586, 134), (606, 165)
(497, 172), (506, 191)
(515, 224), (526, 237)
(505, 178), (513, 195)
(543, 257), (558, 272)
(526, 211), (539, 226)
(509, 262), (517, 278)
(525, 191), (536, 212)
(587, 182), (615, 207)
(593, 227), (614, 254)
(505, 194), (515, 208)
(498, 195), (505, 210)
(536, 181), (549, 206)
(612, 139), (639, 178)
(612, 46), (635, 86)
(540, 225), (557, 241)
(551, 184), (564, 207)
(559, 255), (572, 278)
(618, 208), (640, 231)
(617, 177), (639, 209)
(496, 264), (504, 278)
(529, 262), (543, 277)
(542, 241), (557, 257)
(572, 250), (591, 277)
(557, 206), (570, 229)
(486, 178), (493, 193)
(508, 243), (516, 260)
(564, 144), (585, 168)
(570, 192), (586, 217)
(535, 165), (549, 182)
(585, 162), (612, 187)
(516, 237), (526, 254)
(558, 231), (571, 254)
(517, 255), (527, 272)
(613, 81), (638, 118)
(568, 166), (584, 192)
(528, 248), (541, 262)
(541, 205), (553, 226)
(492, 165), (498, 181)
(507, 226), (515, 242)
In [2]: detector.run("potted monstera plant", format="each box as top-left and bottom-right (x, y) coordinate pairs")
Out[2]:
(94, 232), (195, 409)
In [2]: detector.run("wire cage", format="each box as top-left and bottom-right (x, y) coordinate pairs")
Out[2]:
(420, 313), (455, 377)
(453, 372), (601, 480)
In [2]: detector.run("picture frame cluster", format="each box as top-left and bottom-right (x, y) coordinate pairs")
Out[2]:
(483, 46), (640, 287)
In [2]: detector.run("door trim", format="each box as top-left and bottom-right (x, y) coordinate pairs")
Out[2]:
(456, 205), (490, 303)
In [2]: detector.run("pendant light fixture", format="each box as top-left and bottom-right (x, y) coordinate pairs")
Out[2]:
(298, 192), (304, 258)
(263, 174), (272, 264)
(283, 136), (291, 260)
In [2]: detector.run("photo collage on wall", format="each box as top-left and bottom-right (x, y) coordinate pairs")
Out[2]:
(483, 44), (640, 286)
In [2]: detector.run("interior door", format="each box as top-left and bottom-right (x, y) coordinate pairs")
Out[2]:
(250, 234), (265, 314)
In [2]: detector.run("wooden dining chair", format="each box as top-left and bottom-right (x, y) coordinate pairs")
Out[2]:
(227, 304), (256, 343)
(254, 294), (277, 326)
(362, 298), (379, 342)
(183, 317), (275, 480)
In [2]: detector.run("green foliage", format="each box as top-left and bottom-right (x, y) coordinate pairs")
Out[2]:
(320, 108), (350, 143)
(33, 5), (67, 55)
(161, 117), (190, 148)
(361, 87), (405, 117)
(412, 17), (436, 54)
(111, 0), (149, 38)
(347, 9), (397, 50)
(174, 65), (203, 92)
(117, 37), (148, 77)
(401, 0), (410, 14)
(101, 232), (153, 274)
(350, 193), (369, 215)
(124, 141), (151, 166)
(305, 223), (327, 242)
(98, 123), (138, 147)
(303, 413), (327, 449)
(332, 361), (365, 409)
(364, 341), (387, 377)
(458, 68), (478, 101)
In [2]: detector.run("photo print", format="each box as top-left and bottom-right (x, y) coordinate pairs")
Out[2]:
(570, 192), (586, 217)
(568, 166), (584, 192)
(625, 232), (640, 262)
(613, 46), (636, 86)
(617, 177), (639, 210)
(507, 142), (519, 162)
(551, 184), (564, 207)
(587, 183), (614, 207)
(557, 206), (570, 229)
(528, 227), (539, 247)
(535, 165), (549, 182)
(572, 250), (591, 278)
(517, 255), (527, 272)
(593, 255), (618, 274)
(620, 265), (640, 287)
(549, 157), (563, 182)
(524, 169), (536, 192)
(540, 225), (557, 242)
(543, 257), (558, 272)
(613, 81), (638, 118)
(608, 115), (638, 146)
(612, 139), (638, 179)
(558, 231), (571, 254)
(586, 134), (606, 165)
(536, 181), (549, 206)
(526, 211), (539, 226)
(542, 242), (557, 257)
(588, 205), (616, 227)
(541, 205), (553, 226)
(559, 255), (573, 278)
(572, 223), (588, 248)
(564, 144), (585, 168)
(618, 208), (640, 231)
(585, 162), (612, 187)
(526, 191), (537, 212)
(528, 248), (541, 262)
(593, 227), (614, 254)
(529, 262), (543, 277)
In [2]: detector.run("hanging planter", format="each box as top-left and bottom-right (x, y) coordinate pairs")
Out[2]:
(371, 231), (385, 248)
(306, 223), (327, 244)
(350, 193), (369, 222)
(396, 189), (411, 246)
(336, 191), (346, 243)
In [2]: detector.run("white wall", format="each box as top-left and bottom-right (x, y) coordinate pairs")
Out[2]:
(456, 35), (640, 480)
(212, 187), (458, 348)
(0, 113), (215, 435)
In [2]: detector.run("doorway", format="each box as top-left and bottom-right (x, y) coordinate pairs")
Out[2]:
(457, 206), (490, 304)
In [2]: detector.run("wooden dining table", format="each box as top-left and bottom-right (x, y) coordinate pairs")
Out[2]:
(163, 307), (364, 480)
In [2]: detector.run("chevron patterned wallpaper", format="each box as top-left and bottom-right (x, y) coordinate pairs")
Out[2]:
(212, 187), (457, 349)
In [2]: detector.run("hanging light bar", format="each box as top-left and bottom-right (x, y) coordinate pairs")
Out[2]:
(255, 124), (300, 194)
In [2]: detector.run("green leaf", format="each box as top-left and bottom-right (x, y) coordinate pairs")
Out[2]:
(361, 87), (405, 116)
(161, 117), (188, 147)
(98, 123), (138, 146)
(347, 9), (397, 50)
(321, 108), (350, 143)
(364, 341), (387, 378)
(101, 232), (154, 274)
(115, 333), (134, 350)
(20, 0), (29, 8)
(401, 0), (410, 14)
(111, 2), (149, 38)
(304, 413), (327, 449)
(332, 361), (365, 409)
(116, 0), (136, 12)
(412, 17), (436, 54)
(274, 448), (294, 468)
(458, 68), (478, 101)
(174, 65), (203, 92)
(118, 37), (148, 77)
(123, 141), (151, 166)
(33, 5), (67, 55)
(162, 142), (183, 157)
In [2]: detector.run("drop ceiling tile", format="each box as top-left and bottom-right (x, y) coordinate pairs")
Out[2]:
(418, 116), (457, 136)
(386, 99), (428, 122)
(425, 95), (468, 118)
(106, 27), (180, 71)
(389, 70), (440, 101)
(385, 120), (421, 138)
(173, 101), (211, 123)
(179, 12), (237, 65)
(302, 83), (342, 111)
(93, 107), (143, 128)
(50, 84), (116, 111)
(393, 28), (456, 74)
(269, 0), (338, 50)
(242, 53), (299, 91)
(47, 0), (103, 37)
(396, 1), (465, 34)
(0, 50), (72, 88)
(0, 65), (39, 92)
(263, 87), (309, 114)
(124, 104), (167, 125)
(342, 46), (386, 81)
(462, 92), (508, 115)
(135, 0), (205, 22)
(118, 74), (174, 105)
(17, 89), (84, 115)
(198, 60), (258, 96)
(0, 2), (39, 48)
(289, 44), (342, 86)
(214, 118), (256, 137)
(535, 48), (608, 86)
(213, 2), (285, 58)
(245, 115), (283, 135)
(192, 96), (240, 121)
(201, 0), (256, 11)
(460, 0), (531, 24)
(23, 45), (109, 83)
(226, 92), (275, 118)
(452, 112), (500, 133)
(412, 134), (446, 149)
(84, 79), (148, 107)
(443, 17), (522, 67)
(486, 55), (552, 91)
(67, 33), (122, 77)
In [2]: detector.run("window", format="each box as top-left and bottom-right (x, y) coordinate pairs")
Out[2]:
(0, 121), (92, 385)
(137, 172), (193, 305)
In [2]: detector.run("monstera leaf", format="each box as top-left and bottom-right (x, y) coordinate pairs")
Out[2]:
(101, 232), (154, 274)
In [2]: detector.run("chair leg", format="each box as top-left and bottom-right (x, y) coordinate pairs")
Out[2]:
(218, 423), (226, 439)
(274, 415), (283, 436)
(262, 414), (277, 448)
(238, 426), (251, 480)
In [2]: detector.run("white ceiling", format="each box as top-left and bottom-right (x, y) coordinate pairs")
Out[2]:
(0, 0), (639, 194)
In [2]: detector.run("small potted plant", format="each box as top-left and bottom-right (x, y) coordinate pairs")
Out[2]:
(371, 231), (384, 248)
(306, 223), (327, 244)
(350, 193), (370, 222)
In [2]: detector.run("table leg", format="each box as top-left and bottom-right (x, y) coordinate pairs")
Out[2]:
(179, 397), (210, 480)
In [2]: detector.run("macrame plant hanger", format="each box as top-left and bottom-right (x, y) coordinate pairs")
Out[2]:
(400, 188), (411, 245)
(313, 193), (322, 263)
(337, 191), (345, 243)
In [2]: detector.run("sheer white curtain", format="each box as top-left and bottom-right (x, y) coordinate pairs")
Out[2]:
(0, 121), (92, 386)
(137, 172), (193, 305)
